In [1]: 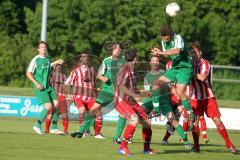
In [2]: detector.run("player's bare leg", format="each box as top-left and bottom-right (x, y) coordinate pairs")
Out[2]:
(152, 76), (170, 90)
(78, 107), (86, 127)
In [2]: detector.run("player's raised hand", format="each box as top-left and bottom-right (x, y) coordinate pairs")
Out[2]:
(101, 77), (109, 83)
(150, 47), (161, 56)
(132, 93), (141, 101)
(57, 59), (64, 65)
(140, 90), (151, 98)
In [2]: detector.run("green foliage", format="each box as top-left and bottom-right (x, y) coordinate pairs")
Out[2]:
(212, 68), (240, 100)
(0, 0), (239, 100)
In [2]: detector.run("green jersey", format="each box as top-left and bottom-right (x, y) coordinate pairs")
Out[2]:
(144, 70), (169, 102)
(98, 56), (126, 91)
(27, 55), (51, 90)
(162, 34), (192, 69)
(144, 70), (165, 91)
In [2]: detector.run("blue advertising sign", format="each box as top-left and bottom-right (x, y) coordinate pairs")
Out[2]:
(0, 96), (43, 117)
(0, 95), (120, 121)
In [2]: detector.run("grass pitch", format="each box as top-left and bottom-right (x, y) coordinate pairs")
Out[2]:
(0, 117), (239, 160)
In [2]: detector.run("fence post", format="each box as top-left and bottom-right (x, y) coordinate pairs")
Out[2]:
(211, 65), (213, 85)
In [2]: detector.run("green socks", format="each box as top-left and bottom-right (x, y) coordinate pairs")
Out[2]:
(151, 90), (161, 103)
(51, 109), (59, 129)
(176, 125), (187, 141)
(35, 108), (48, 128)
(114, 116), (126, 139)
(182, 98), (192, 111)
(151, 90), (161, 114)
(79, 113), (94, 134)
(86, 118), (95, 133)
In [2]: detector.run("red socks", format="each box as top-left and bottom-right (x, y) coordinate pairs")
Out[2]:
(142, 128), (152, 151)
(182, 121), (188, 132)
(192, 126), (200, 148)
(216, 122), (233, 148)
(45, 118), (51, 132)
(62, 119), (69, 133)
(199, 117), (207, 139)
(95, 116), (102, 135)
(120, 125), (136, 149)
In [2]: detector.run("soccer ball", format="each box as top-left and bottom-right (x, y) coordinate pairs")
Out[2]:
(166, 2), (180, 17)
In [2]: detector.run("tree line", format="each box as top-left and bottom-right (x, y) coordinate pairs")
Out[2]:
(0, 0), (239, 88)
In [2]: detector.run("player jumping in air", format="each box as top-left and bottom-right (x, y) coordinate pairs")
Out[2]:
(162, 61), (209, 144)
(115, 50), (155, 156)
(151, 25), (195, 129)
(142, 56), (191, 148)
(189, 41), (237, 154)
(26, 41), (64, 134)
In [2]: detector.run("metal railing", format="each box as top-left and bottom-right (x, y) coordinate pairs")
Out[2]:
(211, 65), (240, 83)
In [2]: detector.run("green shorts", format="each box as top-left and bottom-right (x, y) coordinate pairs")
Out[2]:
(96, 90), (114, 105)
(164, 68), (192, 85)
(142, 100), (154, 114)
(34, 87), (57, 105)
(142, 95), (173, 115)
(158, 97), (173, 115)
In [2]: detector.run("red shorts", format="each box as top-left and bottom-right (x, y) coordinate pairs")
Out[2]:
(190, 97), (221, 118)
(182, 108), (188, 118)
(116, 101), (148, 121)
(58, 95), (67, 114)
(170, 94), (181, 110)
(74, 97), (95, 110)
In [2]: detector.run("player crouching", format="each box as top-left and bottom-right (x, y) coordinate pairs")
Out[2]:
(114, 50), (155, 156)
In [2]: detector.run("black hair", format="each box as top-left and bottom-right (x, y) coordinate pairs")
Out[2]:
(160, 25), (173, 36)
(105, 41), (119, 54)
(37, 41), (48, 48)
(125, 50), (137, 62)
(79, 50), (90, 55)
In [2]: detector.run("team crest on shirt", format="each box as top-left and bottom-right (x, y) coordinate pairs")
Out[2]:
(41, 63), (50, 69)
(117, 62), (123, 67)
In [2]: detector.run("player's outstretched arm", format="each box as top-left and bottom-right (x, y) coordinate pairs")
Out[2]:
(139, 90), (151, 98)
(51, 59), (64, 67)
(97, 74), (108, 83)
(151, 48), (182, 56)
(194, 73), (208, 81)
(119, 85), (140, 101)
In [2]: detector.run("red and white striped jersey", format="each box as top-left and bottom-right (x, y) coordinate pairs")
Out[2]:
(188, 58), (214, 100)
(166, 61), (172, 70)
(65, 64), (95, 101)
(50, 72), (67, 96)
(114, 65), (138, 105)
